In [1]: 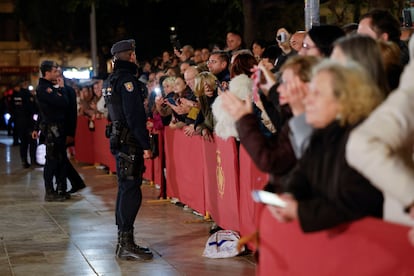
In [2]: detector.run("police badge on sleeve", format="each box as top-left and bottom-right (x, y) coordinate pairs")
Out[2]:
(124, 82), (134, 92)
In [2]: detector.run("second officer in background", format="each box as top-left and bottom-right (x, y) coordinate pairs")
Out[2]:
(34, 60), (69, 201)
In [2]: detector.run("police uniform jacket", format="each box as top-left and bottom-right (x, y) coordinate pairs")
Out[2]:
(36, 78), (68, 125)
(62, 83), (77, 138)
(11, 88), (36, 129)
(112, 59), (150, 151)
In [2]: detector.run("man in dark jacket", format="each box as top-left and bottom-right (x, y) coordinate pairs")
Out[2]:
(104, 39), (153, 261)
(207, 50), (230, 88)
(358, 9), (410, 65)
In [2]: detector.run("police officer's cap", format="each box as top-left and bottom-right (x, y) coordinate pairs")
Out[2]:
(40, 60), (58, 72)
(111, 39), (136, 55)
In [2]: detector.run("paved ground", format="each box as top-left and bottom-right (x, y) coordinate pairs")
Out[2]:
(0, 131), (256, 276)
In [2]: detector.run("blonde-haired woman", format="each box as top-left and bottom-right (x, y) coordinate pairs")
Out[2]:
(191, 71), (218, 141)
(270, 60), (384, 232)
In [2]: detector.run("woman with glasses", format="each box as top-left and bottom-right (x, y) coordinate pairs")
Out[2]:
(299, 25), (345, 57)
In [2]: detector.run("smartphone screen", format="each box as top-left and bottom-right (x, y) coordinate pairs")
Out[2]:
(251, 190), (287, 208)
(215, 80), (226, 92)
(166, 97), (177, 106)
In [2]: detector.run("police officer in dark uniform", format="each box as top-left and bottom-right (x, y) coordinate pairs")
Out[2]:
(103, 39), (153, 261)
(11, 81), (37, 168)
(33, 60), (69, 201)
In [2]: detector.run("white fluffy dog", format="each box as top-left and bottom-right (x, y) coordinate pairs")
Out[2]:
(212, 74), (253, 140)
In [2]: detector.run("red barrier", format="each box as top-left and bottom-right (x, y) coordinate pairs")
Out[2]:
(74, 116), (95, 164)
(238, 144), (268, 249)
(93, 119), (116, 172)
(153, 131), (165, 189)
(143, 158), (154, 182)
(201, 136), (217, 216)
(258, 207), (414, 276)
(77, 123), (414, 274)
(164, 127), (205, 214)
(163, 128), (179, 199)
(203, 136), (240, 232)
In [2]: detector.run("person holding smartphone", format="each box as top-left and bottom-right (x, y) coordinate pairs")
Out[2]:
(274, 27), (297, 72)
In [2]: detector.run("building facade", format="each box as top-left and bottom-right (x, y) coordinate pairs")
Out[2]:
(0, 0), (91, 92)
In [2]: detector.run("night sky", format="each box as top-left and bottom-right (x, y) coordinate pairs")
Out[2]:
(15, 0), (304, 62)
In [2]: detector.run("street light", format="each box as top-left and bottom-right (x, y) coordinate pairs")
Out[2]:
(90, 1), (98, 77)
(305, 0), (320, 30)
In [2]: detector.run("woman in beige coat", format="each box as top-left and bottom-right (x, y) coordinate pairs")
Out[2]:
(346, 36), (414, 245)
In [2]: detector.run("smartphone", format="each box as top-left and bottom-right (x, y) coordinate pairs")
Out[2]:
(252, 69), (261, 102)
(166, 97), (177, 106)
(175, 41), (182, 51)
(169, 26), (181, 51)
(251, 190), (287, 208)
(215, 80), (228, 92)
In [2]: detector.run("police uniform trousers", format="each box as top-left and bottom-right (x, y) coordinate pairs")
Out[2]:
(114, 144), (144, 232)
(44, 128), (67, 193)
(65, 152), (84, 189)
(14, 117), (35, 164)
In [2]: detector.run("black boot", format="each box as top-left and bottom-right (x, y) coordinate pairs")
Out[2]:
(116, 230), (120, 255)
(116, 230), (153, 261)
(21, 157), (30, 168)
(57, 183), (71, 200)
(44, 189), (65, 202)
(68, 182), (86, 193)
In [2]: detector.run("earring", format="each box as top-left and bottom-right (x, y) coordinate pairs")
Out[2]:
(336, 113), (342, 120)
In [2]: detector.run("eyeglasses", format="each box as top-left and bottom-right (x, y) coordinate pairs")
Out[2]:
(301, 43), (317, 50)
(207, 60), (218, 65)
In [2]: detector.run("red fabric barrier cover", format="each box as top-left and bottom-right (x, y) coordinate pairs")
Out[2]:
(164, 128), (205, 214)
(143, 158), (154, 182)
(203, 136), (240, 232)
(74, 116), (95, 164)
(238, 144), (268, 249)
(153, 130), (164, 187)
(258, 207), (414, 276)
(164, 128), (179, 199)
(93, 119), (116, 173)
(201, 137), (218, 214)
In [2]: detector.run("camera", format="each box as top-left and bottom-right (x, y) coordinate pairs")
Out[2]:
(169, 26), (181, 51)
(276, 32), (287, 43)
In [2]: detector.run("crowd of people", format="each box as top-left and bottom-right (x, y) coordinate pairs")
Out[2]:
(2, 7), (414, 261)
(132, 8), (413, 249)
